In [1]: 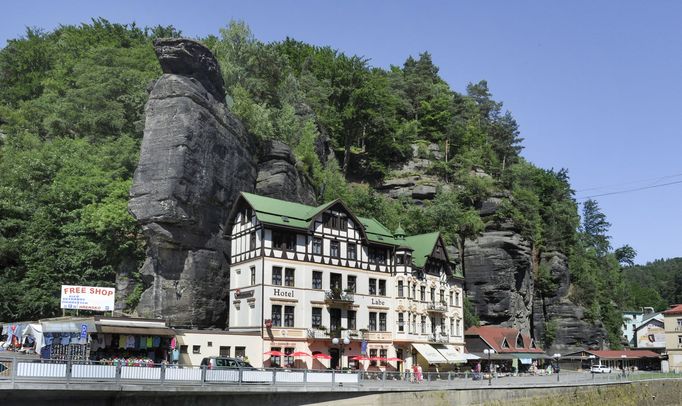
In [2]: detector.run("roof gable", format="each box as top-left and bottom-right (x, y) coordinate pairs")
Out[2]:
(465, 326), (543, 353)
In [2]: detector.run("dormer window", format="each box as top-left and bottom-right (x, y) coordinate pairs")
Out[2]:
(516, 334), (524, 348)
(501, 338), (509, 349)
(324, 213), (347, 231)
(272, 230), (296, 251)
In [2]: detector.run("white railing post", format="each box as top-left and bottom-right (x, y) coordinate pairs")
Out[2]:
(272, 368), (277, 385)
(160, 363), (166, 384)
(200, 365), (206, 386)
(331, 369), (336, 386)
(66, 359), (72, 385)
(239, 367), (243, 386)
(303, 369), (307, 388)
(11, 357), (17, 387)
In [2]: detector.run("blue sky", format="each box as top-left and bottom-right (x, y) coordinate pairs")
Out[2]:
(2, 1), (681, 264)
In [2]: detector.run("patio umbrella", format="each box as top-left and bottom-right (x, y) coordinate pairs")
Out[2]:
(264, 350), (284, 357)
(369, 357), (385, 361)
(312, 353), (332, 360)
(292, 351), (311, 357)
(385, 357), (403, 362)
(351, 355), (370, 361)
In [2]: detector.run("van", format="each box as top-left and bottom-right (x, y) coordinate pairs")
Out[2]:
(200, 356), (253, 370)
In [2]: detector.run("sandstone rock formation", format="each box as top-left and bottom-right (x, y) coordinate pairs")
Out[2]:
(256, 140), (317, 205)
(128, 38), (258, 328)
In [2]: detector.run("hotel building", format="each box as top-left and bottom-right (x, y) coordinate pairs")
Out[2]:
(223, 192), (466, 370)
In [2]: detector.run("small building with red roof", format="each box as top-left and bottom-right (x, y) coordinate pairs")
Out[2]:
(562, 348), (661, 371)
(465, 326), (549, 372)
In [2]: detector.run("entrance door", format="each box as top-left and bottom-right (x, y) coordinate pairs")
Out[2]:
(329, 348), (340, 369)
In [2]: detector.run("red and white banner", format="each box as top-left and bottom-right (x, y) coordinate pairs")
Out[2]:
(60, 285), (115, 311)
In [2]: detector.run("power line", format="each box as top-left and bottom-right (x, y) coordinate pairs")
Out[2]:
(576, 172), (682, 193)
(576, 179), (682, 200)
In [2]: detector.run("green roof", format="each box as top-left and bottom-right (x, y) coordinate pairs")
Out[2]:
(403, 232), (441, 268)
(239, 192), (448, 266)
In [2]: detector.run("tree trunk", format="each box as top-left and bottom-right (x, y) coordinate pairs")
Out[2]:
(342, 132), (351, 175)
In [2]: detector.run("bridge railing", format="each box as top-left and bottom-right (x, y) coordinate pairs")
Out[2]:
(0, 357), (361, 386)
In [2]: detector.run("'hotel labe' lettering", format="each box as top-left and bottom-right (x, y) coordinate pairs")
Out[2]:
(273, 288), (294, 298)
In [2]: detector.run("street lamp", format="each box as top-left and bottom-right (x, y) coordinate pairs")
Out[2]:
(553, 353), (561, 382)
(332, 337), (352, 369)
(483, 348), (495, 386)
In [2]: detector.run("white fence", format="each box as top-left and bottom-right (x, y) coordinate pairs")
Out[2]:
(0, 358), (360, 386)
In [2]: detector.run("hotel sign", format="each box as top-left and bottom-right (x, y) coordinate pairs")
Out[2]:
(234, 289), (255, 299)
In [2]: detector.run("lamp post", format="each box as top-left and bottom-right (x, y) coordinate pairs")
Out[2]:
(553, 353), (561, 382)
(483, 348), (494, 386)
(621, 354), (627, 377)
(332, 337), (351, 369)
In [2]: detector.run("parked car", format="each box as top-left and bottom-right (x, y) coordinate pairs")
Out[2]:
(590, 364), (612, 373)
(200, 357), (254, 370)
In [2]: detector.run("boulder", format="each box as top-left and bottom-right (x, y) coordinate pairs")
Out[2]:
(128, 38), (258, 328)
(412, 185), (437, 200)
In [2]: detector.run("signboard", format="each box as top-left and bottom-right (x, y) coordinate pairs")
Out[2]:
(60, 285), (115, 311)
(234, 289), (255, 299)
(80, 324), (88, 340)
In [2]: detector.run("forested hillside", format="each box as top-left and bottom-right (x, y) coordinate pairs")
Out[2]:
(0, 19), (643, 347)
(623, 258), (682, 311)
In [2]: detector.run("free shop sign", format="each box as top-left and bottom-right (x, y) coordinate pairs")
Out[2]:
(60, 285), (115, 311)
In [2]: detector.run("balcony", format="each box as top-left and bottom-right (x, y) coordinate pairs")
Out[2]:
(427, 302), (448, 313)
(361, 330), (393, 342)
(428, 333), (450, 344)
(324, 289), (354, 304)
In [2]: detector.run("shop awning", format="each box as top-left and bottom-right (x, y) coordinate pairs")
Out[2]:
(463, 352), (481, 360)
(433, 344), (467, 363)
(412, 343), (448, 364)
(97, 326), (176, 336)
(41, 318), (96, 333)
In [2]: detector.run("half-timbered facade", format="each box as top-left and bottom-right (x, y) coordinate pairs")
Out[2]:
(226, 192), (465, 370)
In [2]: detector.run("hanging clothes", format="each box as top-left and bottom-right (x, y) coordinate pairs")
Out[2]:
(170, 337), (176, 349)
(146, 336), (153, 348)
(118, 335), (126, 349)
(139, 336), (147, 350)
(152, 336), (161, 348)
(125, 335), (135, 349)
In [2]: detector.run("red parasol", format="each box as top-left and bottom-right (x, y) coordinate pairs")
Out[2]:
(312, 353), (332, 360)
(351, 355), (370, 361)
(369, 357), (386, 361)
(264, 350), (284, 357)
(292, 351), (311, 357)
(385, 357), (403, 362)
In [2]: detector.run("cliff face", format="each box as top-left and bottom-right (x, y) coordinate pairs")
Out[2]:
(378, 145), (606, 352)
(127, 39), (316, 328)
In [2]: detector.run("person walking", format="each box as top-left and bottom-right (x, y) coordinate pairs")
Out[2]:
(417, 364), (423, 383)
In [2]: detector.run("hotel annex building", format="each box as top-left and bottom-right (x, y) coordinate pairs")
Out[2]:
(223, 192), (466, 370)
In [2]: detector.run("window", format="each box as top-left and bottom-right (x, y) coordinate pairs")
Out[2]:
(250, 267), (256, 285)
(312, 238), (322, 255)
(369, 279), (377, 295)
(440, 289), (445, 304)
(420, 286), (426, 302)
(312, 271), (322, 289)
(398, 281), (404, 298)
(440, 317), (445, 333)
(412, 284), (416, 299)
(421, 316), (426, 334)
(235, 347), (246, 358)
(347, 243), (356, 260)
(347, 275), (357, 293)
(369, 349), (378, 366)
(396, 254), (404, 265)
(449, 292), (454, 306)
(431, 316), (436, 334)
(348, 310), (357, 330)
(398, 313), (404, 332)
(272, 305), (282, 327)
(272, 230), (296, 251)
(192, 345), (201, 354)
(284, 306), (295, 327)
(208, 341), (213, 347)
(272, 266), (282, 285)
(369, 312), (377, 331)
(324, 213), (347, 231)
(241, 208), (250, 225)
(412, 315), (416, 334)
(270, 346), (282, 366)
(379, 349), (387, 366)
(455, 291), (460, 306)
(312, 307), (322, 328)
(283, 347), (295, 367)
(456, 319), (461, 336)
(379, 313), (387, 331)
(678, 335), (682, 345)
(219, 346), (230, 357)
(501, 338), (509, 348)
(368, 247), (386, 264)
(330, 273), (342, 290)
(330, 240), (340, 257)
(677, 319), (682, 328)
(450, 319), (454, 337)
(180, 345), (188, 354)
(249, 231), (256, 251)
(378, 280), (386, 296)
(430, 288), (435, 303)
(285, 268), (295, 287)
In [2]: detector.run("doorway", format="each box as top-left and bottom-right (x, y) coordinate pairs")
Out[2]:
(330, 348), (340, 369)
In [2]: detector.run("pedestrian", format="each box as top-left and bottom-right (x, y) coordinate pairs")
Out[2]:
(417, 364), (423, 383)
(411, 363), (418, 383)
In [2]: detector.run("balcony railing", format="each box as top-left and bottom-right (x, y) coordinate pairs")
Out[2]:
(427, 302), (448, 312)
(324, 289), (354, 303)
(428, 333), (450, 344)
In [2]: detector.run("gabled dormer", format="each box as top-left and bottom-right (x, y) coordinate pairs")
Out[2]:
(516, 333), (524, 349)
(403, 232), (453, 277)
